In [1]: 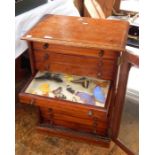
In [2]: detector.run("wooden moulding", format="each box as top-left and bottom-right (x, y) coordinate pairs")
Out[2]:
(22, 15), (129, 51)
(36, 124), (111, 148)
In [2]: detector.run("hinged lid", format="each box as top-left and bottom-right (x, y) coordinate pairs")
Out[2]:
(22, 14), (129, 51)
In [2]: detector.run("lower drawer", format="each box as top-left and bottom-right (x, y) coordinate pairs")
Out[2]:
(39, 106), (107, 136)
(19, 93), (108, 135)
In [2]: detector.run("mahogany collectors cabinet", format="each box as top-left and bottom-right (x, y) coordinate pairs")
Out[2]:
(19, 15), (131, 151)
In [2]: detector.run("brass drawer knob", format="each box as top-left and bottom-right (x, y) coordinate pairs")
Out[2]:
(43, 53), (49, 60)
(43, 43), (49, 49)
(98, 50), (104, 57)
(88, 110), (93, 116)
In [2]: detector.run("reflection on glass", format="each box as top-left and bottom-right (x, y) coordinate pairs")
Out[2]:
(118, 68), (139, 154)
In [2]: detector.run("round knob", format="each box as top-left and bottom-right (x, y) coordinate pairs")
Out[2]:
(88, 110), (93, 116)
(43, 43), (49, 49)
(98, 50), (104, 57)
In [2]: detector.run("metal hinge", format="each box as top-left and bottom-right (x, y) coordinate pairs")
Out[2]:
(117, 56), (123, 66)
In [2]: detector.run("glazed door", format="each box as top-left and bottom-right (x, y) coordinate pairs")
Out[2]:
(111, 51), (139, 155)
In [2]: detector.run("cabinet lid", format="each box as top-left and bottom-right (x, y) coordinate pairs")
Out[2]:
(22, 14), (129, 51)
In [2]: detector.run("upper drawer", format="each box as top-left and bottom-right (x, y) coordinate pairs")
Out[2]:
(32, 42), (119, 59)
(33, 51), (117, 80)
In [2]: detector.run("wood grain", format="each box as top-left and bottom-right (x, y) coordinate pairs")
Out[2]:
(22, 15), (129, 51)
(19, 14), (130, 150)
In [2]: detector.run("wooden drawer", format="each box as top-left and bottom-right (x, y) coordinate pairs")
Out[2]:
(19, 91), (108, 121)
(19, 73), (110, 136)
(33, 51), (117, 80)
(32, 42), (119, 59)
(19, 90), (108, 136)
(39, 106), (107, 136)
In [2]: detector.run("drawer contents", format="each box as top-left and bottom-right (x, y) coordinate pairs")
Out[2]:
(25, 71), (110, 108)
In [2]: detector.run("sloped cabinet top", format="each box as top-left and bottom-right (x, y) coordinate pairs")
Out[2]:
(22, 14), (129, 51)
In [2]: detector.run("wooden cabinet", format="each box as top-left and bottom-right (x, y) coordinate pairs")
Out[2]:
(19, 15), (134, 150)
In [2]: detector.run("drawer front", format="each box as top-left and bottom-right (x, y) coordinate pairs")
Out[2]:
(34, 51), (117, 80)
(39, 106), (107, 136)
(19, 93), (108, 135)
(19, 93), (107, 121)
(32, 42), (119, 59)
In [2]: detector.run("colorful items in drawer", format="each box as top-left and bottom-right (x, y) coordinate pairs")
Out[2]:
(94, 80), (109, 88)
(93, 86), (105, 103)
(31, 83), (50, 96)
(39, 83), (50, 94)
(35, 72), (63, 83)
(75, 92), (95, 105)
(26, 71), (110, 108)
(54, 93), (67, 100)
(64, 74), (74, 82)
(52, 87), (62, 94)
(71, 77), (90, 88)
(66, 85), (75, 94)
(52, 87), (67, 100)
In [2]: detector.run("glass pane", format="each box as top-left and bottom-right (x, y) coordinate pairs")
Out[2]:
(118, 67), (139, 154)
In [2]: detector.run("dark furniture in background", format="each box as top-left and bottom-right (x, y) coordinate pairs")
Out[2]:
(15, 0), (48, 16)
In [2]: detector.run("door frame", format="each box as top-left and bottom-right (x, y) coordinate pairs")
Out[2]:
(110, 50), (139, 155)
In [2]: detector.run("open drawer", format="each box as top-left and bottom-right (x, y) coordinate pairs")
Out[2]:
(19, 71), (112, 136)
